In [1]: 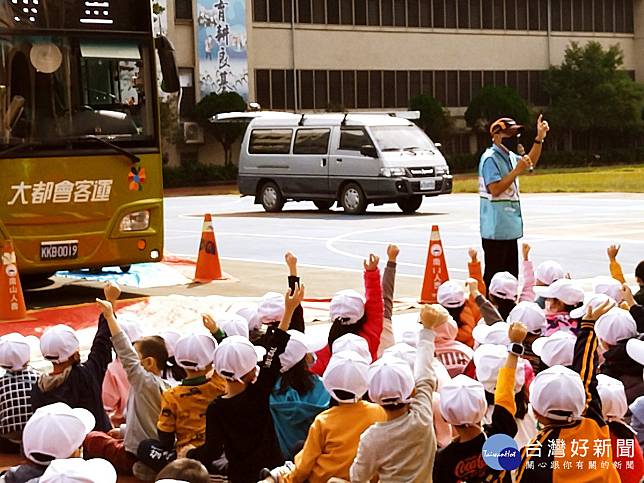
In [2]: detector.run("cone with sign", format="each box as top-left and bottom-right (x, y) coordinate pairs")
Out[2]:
(194, 214), (228, 283)
(0, 240), (28, 322)
(420, 225), (449, 303)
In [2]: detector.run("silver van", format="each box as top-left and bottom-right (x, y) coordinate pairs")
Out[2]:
(228, 112), (452, 214)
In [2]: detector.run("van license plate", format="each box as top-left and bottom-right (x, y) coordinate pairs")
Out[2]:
(40, 241), (79, 261)
(420, 180), (435, 191)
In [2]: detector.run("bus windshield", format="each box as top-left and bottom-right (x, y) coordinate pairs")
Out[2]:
(1, 34), (156, 148)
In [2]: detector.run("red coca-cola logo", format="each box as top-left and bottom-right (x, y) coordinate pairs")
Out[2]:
(455, 455), (488, 479)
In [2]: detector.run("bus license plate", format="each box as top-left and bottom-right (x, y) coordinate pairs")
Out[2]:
(40, 241), (79, 261)
(420, 180), (435, 191)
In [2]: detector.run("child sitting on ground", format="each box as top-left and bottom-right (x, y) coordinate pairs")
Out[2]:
(0, 333), (39, 453)
(534, 278), (585, 335)
(349, 304), (447, 482)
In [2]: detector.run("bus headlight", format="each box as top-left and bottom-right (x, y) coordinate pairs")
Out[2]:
(120, 210), (150, 232)
(380, 167), (407, 177)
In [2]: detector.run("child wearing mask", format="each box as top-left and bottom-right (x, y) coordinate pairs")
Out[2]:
(533, 278), (585, 335)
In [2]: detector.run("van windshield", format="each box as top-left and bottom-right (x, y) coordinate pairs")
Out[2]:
(370, 125), (436, 152)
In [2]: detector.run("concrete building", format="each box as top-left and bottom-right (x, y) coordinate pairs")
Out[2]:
(162, 0), (643, 164)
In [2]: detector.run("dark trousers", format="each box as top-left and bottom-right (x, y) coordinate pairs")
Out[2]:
(482, 238), (519, 292)
(137, 439), (177, 472)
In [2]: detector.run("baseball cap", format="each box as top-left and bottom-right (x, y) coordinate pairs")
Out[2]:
(439, 375), (487, 426)
(530, 365), (585, 422)
(489, 117), (523, 136)
(39, 458), (116, 483)
(214, 335), (265, 382)
(596, 374), (628, 421)
(257, 292), (285, 325)
(0, 333), (32, 370)
(437, 281), (466, 308)
(489, 272), (518, 301)
(473, 344), (526, 393)
(472, 322), (510, 346)
(323, 350), (370, 403)
(570, 293), (616, 320)
(531, 330), (576, 367)
(368, 355), (415, 406)
(592, 276), (624, 303)
(535, 261), (565, 286)
(279, 330), (326, 373)
(331, 333), (371, 363)
(233, 303), (261, 332)
(507, 301), (546, 335)
(382, 343), (417, 371)
(330, 290), (366, 325)
(534, 279), (585, 306)
(218, 313), (250, 339)
(23, 403), (95, 464)
(160, 329), (181, 358)
(173, 333), (217, 371)
(595, 307), (637, 346)
(626, 337), (644, 365)
(433, 315), (459, 342)
(40, 325), (80, 363)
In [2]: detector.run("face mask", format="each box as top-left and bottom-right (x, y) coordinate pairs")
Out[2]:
(501, 135), (518, 152)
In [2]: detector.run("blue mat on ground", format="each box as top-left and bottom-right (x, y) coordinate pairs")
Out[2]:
(56, 262), (192, 288)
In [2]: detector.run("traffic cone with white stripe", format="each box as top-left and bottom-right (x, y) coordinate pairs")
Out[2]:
(420, 225), (449, 303)
(0, 240), (28, 322)
(194, 214), (226, 283)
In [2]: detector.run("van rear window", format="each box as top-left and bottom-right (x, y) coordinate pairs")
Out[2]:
(249, 129), (293, 154)
(293, 129), (331, 155)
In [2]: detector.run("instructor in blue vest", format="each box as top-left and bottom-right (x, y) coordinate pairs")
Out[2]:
(478, 114), (550, 290)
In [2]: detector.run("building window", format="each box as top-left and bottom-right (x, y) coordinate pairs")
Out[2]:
(313, 0), (326, 22)
(255, 70), (270, 107)
(297, 0), (312, 23)
(341, 0), (354, 24)
(269, 0), (284, 22)
(357, 71), (369, 108)
(179, 68), (195, 118)
(271, 70), (286, 109)
(300, 70), (315, 109)
(175, 0), (193, 20)
(408, 0), (420, 27)
(253, 0), (268, 22)
(368, 0), (381, 25)
(381, 0), (394, 25)
(355, 0), (368, 24)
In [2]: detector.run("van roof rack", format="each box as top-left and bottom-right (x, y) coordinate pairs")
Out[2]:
(298, 113), (306, 126)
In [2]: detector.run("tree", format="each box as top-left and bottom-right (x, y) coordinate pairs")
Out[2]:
(408, 94), (451, 141)
(464, 85), (531, 133)
(544, 41), (644, 149)
(195, 92), (247, 166)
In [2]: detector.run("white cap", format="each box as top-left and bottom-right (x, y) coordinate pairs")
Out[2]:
(534, 279), (585, 306)
(257, 292), (285, 325)
(39, 458), (116, 483)
(433, 316), (459, 342)
(473, 344), (526, 393)
(570, 293), (616, 320)
(323, 351), (369, 403)
(173, 333), (217, 371)
(331, 333), (371, 363)
(626, 338), (644, 365)
(437, 281), (466, 308)
(368, 356), (415, 406)
(214, 335), (264, 382)
(330, 290), (366, 325)
(596, 374), (628, 421)
(382, 343), (417, 371)
(472, 322), (510, 346)
(233, 304), (261, 332)
(532, 330), (576, 367)
(507, 302), (546, 335)
(23, 403), (95, 464)
(160, 329), (181, 358)
(535, 260), (565, 286)
(117, 316), (144, 343)
(0, 333), (31, 370)
(279, 330), (326, 373)
(218, 313), (250, 339)
(530, 365), (585, 422)
(439, 375), (487, 426)
(489, 272), (518, 301)
(40, 325), (80, 363)
(595, 307), (637, 346)
(593, 277), (624, 303)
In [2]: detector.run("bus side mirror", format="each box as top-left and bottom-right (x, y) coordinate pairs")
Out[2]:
(360, 145), (378, 158)
(155, 35), (180, 93)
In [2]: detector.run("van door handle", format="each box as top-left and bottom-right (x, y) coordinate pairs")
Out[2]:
(321, 158), (327, 167)
(336, 158), (343, 163)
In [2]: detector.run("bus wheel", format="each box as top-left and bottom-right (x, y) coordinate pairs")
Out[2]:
(119, 265), (131, 273)
(313, 200), (334, 211)
(397, 195), (423, 214)
(341, 183), (367, 215)
(260, 182), (285, 212)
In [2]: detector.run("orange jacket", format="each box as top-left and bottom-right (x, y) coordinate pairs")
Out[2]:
(455, 261), (486, 348)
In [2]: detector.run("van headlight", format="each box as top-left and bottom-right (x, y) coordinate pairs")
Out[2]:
(380, 167), (407, 177)
(120, 210), (150, 232)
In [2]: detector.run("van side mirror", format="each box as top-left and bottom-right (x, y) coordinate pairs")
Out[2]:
(360, 145), (378, 158)
(155, 35), (180, 93)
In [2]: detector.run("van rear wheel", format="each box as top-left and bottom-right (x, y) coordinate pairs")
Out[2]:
(397, 195), (423, 214)
(259, 182), (285, 212)
(313, 200), (334, 211)
(340, 183), (367, 215)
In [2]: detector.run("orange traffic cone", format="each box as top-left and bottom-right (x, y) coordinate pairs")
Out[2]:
(194, 214), (226, 283)
(0, 240), (28, 321)
(420, 225), (449, 303)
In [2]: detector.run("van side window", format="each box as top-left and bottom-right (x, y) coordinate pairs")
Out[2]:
(339, 129), (370, 151)
(249, 129), (293, 154)
(293, 129), (331, 155)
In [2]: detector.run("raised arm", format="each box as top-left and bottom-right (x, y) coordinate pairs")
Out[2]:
(83, 290), (114, 381)
(286, 252), (305, 333)
(519, 243), (536, 302)
(378, 245), (399, 356)
(362, 254), (384, 361)
(468, 278), (503, 325)
(467, 248), (486, 296)
(608, 244), (626, 284)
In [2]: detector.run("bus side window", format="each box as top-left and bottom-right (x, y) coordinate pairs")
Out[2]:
(339, 128), (370, 151)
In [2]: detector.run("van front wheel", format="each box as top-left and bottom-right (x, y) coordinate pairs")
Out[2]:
(340, 183), (367, 215)
(260, 182), (285, 212)
(397, 195), (423, 214)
